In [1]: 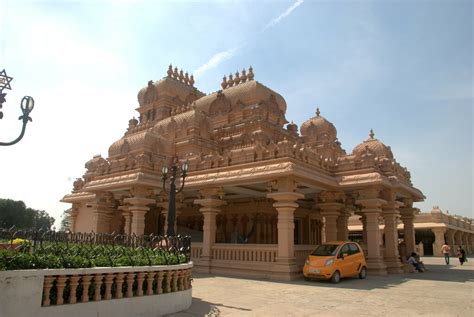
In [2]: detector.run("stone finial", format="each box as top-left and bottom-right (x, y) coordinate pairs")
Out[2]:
(167, 64), (173, 77)
(248, 65), (254, 80)
(369, 129), (375, 139)
(221, 75), (228, 89)
(228, 74), (234, 87)
(184, 72), (189, 84)
(234, 71), (241, 85)
(173, 67), (179, 79)
(316, 108), (320, 116)
(128, 117), (138, 130)
(241, 68), (247, 82)
(179, 69), (184, 82)
(189, 75), (195, 86)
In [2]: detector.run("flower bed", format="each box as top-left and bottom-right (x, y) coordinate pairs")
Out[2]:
(0, 229), (193, 317)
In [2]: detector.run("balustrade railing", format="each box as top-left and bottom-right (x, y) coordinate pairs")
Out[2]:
(294, 245), (316, 265)
(211, 244), (277, 263)
(191, 242), (202, 259)
(41, 266), (192, 307)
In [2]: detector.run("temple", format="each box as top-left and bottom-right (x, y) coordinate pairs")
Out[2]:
(62, 64), (430, 280)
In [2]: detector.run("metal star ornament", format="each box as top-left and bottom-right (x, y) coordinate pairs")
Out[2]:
(0, 69), (13, 91)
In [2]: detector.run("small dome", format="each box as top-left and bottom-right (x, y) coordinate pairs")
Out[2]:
(352, 129), (393, 158)
(300, 108), (337, 141)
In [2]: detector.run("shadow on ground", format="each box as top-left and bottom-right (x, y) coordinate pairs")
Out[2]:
(192, 259), (474, 291)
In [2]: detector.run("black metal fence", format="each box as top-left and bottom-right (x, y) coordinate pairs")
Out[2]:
(0, 227), (192, 269)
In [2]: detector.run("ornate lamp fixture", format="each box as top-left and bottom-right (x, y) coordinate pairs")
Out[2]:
(0, 69), (34, 146)
(161, 157), (189, 236)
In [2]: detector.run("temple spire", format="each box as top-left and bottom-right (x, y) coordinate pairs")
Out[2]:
(316, 108), (320, 116)
(369, 129), (375, 139)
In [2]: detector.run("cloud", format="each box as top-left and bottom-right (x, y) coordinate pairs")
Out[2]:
(262, 0), (304, 32)
(194, 47), (239, 78)
(194, 0), (304, 77)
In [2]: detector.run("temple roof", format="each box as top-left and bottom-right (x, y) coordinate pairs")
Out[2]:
(352, 129), (394, 158)
(300, 108), (337, 142)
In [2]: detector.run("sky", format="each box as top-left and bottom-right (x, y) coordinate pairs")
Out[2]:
(0, 0), (472, 227)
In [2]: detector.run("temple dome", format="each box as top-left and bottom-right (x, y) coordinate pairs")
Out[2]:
(352, 129), (394, 158)
(300, 108), (337, 141)
(137, 65), (205, 106)
(193, 79), (287, 113)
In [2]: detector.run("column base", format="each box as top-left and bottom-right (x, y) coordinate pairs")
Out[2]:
(384, 256), (403, 274)
(270, 259), (301, 281)
(199, 257), (212, 274)
(366, 257), (387, 275)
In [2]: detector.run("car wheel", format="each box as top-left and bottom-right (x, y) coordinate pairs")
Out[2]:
(330, 271), (340, 283)
(304, 276), (311, 281)
(359, 267), (367, 279)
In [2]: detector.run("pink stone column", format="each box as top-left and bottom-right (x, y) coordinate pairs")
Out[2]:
(432, 227), (446, 256)
(267, 191), (304, 281)
(318, 203), (343, 242)
(118, 206), (131, 235)
(336, 211), (350, 241)
(382, 202), (403, 274)
(400, 208), (416, 255)
(124, 197), (155, 235)
(446, 230), (456, 255)
(356, 198), (387, 275)
(195, 189), (226, 273)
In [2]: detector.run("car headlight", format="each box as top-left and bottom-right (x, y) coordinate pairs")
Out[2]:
(325, 258), (334, 266)
(305, 259), (310, 265)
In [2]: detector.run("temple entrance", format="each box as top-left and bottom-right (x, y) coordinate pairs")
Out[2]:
(416, 229), (435, 256)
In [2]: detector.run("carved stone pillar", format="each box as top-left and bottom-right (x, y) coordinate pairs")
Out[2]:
(118, 205), (131, 235)
(69, 204), (79, 233)
(360, 214), (367, 245)
(267, 192), (304, 280)
(336, 211), (350, 241)
(267, 178), (304, 281)
(400, 207), (416, 255)
(317, 191), (345, 242)
(454, 231), (463, 248)
(91, 193), (114, 233)
(194, 187), (226, 273)
(124, 187), (154, 235)
(382, 201), (403, 274)
(431, 227), (446, 256)
(462, 232), (469, 249)
(446, 230), (455, 255)
(356, 188), (387, 275)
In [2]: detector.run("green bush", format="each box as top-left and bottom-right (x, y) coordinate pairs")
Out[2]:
(0, 241), (189, 271)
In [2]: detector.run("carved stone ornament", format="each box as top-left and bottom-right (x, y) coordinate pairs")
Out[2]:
(318, 191), (345, 203)
(72, 178), (85, 191)
(356, 187), (382, 200)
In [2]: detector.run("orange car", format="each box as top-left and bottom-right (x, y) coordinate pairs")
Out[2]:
(303, 241), (367, 283)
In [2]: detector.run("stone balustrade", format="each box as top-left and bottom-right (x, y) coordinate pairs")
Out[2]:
(41, 266), (192, 307)
(294, 245), (316, 266)
(212, 244), (277, 263)
(0, 263), (193, 317)
(191, 242), (203, 259)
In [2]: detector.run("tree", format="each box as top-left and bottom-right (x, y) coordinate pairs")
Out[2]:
(60, 208), (72, 231)
(0, 198), (55, 230)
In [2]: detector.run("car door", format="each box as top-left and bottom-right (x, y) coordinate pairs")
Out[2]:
(337, 243), (351, 277)
(348, 243), (363, 274)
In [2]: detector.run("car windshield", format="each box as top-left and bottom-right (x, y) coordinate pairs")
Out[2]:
(311, 244), (339, 256)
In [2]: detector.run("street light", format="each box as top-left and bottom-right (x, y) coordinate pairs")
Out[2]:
(161, 157), (189, 236)
(0, 69), (35, 146)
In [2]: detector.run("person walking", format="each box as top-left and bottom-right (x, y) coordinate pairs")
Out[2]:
(457, 246), (466, 265)
(441, 242), (451, 265)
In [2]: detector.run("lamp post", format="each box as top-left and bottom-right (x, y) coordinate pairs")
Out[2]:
(161, 157), (189, 236)
(0, 69), (35, 146)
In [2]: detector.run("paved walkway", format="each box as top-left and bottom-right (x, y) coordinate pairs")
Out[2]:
(167, 257), (473, 317)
